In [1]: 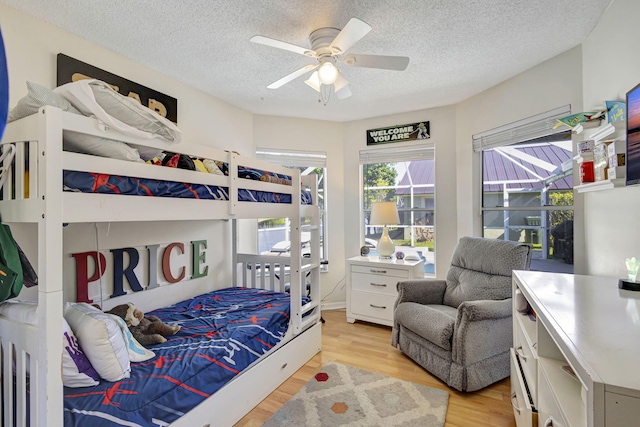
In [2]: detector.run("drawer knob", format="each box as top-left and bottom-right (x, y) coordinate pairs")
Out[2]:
(544, 417), (554, 427)
(510, 392), (522, 414)
(370, 269), (387, 274)
(515, 345), (528, 361)
(370, 282), (387, 287)
(370, 304), (386, 309)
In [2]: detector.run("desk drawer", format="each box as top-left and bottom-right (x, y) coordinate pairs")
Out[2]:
(538, 364), (566, 427)
(350, 291), (396, 323)
(514, 319), (537, 403)
(351, 272), (400, 296)
(510, 349), (537, 427)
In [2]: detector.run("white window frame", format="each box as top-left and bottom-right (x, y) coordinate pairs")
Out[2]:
(473, 105), (574, 264)
(256, 148), (328, 267)
(359, 144), (435, 274)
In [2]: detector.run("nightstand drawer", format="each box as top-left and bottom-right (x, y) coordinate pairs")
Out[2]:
(351, 272), (400, 296)
(350, 291), (396, 323)
(351, 264), (410, 279)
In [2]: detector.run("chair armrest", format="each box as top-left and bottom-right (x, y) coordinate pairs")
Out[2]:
(395, 279), (447, 306)
(456, 298), (512, 322)
(391, 279), (447, 348)
(451, 298), (513, 365)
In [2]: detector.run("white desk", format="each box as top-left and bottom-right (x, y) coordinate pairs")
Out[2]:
(512, 271), (640, 427)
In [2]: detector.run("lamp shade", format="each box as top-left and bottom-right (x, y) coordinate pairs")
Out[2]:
(370, 202), (399, 226)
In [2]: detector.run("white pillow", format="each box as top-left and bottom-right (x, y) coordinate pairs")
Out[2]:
(64, 302), (130, 382)
(64, 131), (144, 162)
(0, 300), (100, 387)
(106, 313), (155, 362)
(8, 81), (81, 122)
(62, 317), (100, 387)
(0, 299), (38, 324)
(54, 79), (181, 145)
(8, 81), (144, 162)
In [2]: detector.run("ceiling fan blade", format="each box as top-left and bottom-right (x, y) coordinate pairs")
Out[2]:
(268, 64), (318, 89)
(335, 84), (352, 100)
(341, 54), (410, 71)
(329, 18), (372, 54)
(304, 71), (321, 92)
(250, 35), (316, 57)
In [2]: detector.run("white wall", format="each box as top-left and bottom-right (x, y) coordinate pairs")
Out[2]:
(1, 4), (254, 308)
(455, 47), (586, 271)
(252, 115), (345, 304)
(581, 0), (640, 278)
(343, 106), (458, 279)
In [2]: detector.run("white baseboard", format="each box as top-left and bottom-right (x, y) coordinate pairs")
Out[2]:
(322, 301), (346, 311)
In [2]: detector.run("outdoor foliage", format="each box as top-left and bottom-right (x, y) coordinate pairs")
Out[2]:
(548, 191), (574, 230)
(363, 163), (397, 209)
(259, 218), (286, 228)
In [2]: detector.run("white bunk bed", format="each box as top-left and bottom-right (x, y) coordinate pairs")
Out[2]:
(0, 106), (322, 427)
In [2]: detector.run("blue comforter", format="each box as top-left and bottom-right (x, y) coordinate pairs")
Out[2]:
(64, 288), (293, 426)
(62, 171), (313, 205)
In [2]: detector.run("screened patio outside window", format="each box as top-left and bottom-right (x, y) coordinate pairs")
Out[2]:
(474, 106), (575, 273)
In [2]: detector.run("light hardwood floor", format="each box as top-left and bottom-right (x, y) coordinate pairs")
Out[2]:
(235, 309), (517, 427)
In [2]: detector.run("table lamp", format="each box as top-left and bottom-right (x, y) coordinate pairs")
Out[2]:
(370, 202), (400, 259)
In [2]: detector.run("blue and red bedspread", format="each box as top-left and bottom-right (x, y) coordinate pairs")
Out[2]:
(64, 287), (293, 426)
(62, 171), (313, 205)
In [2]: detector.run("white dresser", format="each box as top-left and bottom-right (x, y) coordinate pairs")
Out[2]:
(346, 256), (424, 327)
(511, 271), (640, 427)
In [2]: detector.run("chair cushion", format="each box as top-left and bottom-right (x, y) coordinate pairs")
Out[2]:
(395, 302), (458, 351)
(444, 237), (531, 307)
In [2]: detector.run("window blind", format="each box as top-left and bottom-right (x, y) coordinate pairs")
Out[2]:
(359, 143), (434, 164)
(256, 148), (327, 168)
(472, 105), (571, 152)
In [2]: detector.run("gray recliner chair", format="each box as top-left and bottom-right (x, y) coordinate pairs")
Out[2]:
(391, 236), (532, 392)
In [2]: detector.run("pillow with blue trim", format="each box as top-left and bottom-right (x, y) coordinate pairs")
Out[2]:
(106, 313), (156, 362)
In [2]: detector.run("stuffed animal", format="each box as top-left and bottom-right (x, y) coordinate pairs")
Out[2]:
(106, 303), (180, 346)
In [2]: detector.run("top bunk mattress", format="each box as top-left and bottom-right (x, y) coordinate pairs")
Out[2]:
(63, 170), (313, 205)
(64, 287), (299, 427)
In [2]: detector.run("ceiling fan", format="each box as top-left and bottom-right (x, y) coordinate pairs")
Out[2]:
(250, 18), (410, 103)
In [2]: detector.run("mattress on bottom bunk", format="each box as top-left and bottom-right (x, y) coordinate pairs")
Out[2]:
(63, 171), (313, 205)
(64, 287), (300, 427)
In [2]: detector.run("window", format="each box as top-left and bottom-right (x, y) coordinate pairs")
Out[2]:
(360, 144), (435, 275)
(473, 106), (574, 273)
(255, 148), (327, 264)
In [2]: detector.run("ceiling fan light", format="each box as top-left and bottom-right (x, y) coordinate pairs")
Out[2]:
(317, 62), (338, 85)
(304, 71), (321, 92)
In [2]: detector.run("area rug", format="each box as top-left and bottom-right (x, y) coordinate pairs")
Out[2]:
(262, 362), (448, 427)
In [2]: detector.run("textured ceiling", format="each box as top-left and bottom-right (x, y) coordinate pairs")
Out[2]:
(2, 0), (612, 122)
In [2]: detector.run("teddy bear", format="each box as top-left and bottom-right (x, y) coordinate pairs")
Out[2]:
(106, 302), (180, 346)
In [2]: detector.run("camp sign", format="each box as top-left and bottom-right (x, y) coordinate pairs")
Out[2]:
(366, 121), (430, 145)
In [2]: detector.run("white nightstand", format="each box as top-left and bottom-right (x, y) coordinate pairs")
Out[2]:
(346, 256), (424, 327)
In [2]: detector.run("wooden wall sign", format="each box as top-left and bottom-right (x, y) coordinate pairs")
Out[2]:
(72, 240), (208, 303)
(56, 53), (178, 123)
(367, 121), (430, 145)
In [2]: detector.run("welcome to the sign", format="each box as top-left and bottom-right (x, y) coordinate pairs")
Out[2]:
(367, 121), (430, 145)
(72, 240), (208, 303)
